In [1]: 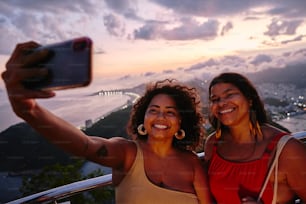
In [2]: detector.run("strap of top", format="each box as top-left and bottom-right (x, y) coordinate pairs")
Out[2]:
(257, 134), (292, 203)
(212, 132), (289, 156)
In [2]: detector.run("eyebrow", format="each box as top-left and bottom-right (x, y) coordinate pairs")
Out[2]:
(149, 104), (177, 109)
(210, 87), (237, 98)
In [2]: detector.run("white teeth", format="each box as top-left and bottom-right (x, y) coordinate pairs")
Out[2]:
(219, 108), (234, 114)
(154, 124), (167, 129)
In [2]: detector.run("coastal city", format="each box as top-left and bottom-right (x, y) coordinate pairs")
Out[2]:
(89, 80), (306, 133)
(257, 82), (306, 122)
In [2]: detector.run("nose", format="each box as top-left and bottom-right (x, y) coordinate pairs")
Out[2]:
(157, 111), (166, 118)
(217, 97), (227, 106)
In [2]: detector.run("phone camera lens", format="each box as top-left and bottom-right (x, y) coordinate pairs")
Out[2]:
(73, 41), (87, 52)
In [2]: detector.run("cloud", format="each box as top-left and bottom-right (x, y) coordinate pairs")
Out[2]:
(94, 48), (106, 54)
(220, 56), (246, 67)
(264, 19), (303, 37)
(266, 1), (306, 17)
(133, 18), (219, 40)
(104, 0), (142, 21)
(250, 54), (272, 66)
(144, 72), (156, 77)
(220, 21), (233, 36)
(150, 0), (306, 19)
(133, 21), (164, 40)
(0, 0), (101, 54)
(150, 0), (263, 17)
(186, 59), (218, 71)
(104, 0), (131, 12)
(0, 14), (25, 54)
(103, 14), (126, 37)
(0, 0), (99, 14)
(281, 35), (306, 44)
(162, 69), (175, 74)
(162, 18), (219, 40)
(293, 48), (306, 56)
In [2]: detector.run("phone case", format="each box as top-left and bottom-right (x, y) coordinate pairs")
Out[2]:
(23, 37), (92, 90)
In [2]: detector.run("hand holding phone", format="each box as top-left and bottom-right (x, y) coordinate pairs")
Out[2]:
(22, 37), (92, 90)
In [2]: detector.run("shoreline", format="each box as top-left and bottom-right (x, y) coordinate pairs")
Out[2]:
(277, 112), (306, 133)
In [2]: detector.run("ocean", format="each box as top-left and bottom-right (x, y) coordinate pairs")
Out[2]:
(277, 113), (306, 133)
(0, 87), (131, 133)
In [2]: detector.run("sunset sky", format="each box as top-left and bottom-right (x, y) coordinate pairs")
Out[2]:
(0, 0), (306, 84)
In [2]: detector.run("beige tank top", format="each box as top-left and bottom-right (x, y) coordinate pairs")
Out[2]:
(116, 142), (199, 204)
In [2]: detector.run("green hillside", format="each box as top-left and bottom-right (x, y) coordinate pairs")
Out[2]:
(0, 106), (132, 172)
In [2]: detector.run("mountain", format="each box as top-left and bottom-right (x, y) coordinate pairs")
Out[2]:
(0, 123), (73, 172)
(246, 63), (306, 88)
(0, 106), (131, 172)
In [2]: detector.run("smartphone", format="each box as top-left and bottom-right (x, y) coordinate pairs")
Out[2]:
(22, 37), (92, 90)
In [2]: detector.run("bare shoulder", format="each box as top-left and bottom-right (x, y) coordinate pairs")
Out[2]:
(278, 134), (306, 200)
(205, 132), (216, 143)
(108, 137), (137, 154)
(261, 123), (287, 140)
(203, 133), (216, 161)
(281, 136), (306, 158)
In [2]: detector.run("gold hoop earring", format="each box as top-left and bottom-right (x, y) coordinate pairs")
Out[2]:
(249, 109), (263, 140)
(215, 120), (222, 139)
(175, 129), (185, 140)
(137, 124), (147, 135)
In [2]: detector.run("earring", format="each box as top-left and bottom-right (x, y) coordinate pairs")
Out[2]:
(215, 119), (222, 139)
(249, 109), (263, 140)
(137, 124), (147, 135)
(175, 129), (185, 140)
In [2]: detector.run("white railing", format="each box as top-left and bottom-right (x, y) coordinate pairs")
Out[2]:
(7, 131), (306, 204)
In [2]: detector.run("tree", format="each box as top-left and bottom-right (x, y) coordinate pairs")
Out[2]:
(20, 159), (114, 204)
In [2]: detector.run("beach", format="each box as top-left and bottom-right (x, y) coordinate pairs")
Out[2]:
(0, 90), (131, 132)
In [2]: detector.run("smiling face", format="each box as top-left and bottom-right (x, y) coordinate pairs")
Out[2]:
(209, 82), (251, 128)
(143, 94), (181, 141)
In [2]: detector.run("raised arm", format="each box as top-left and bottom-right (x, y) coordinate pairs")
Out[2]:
(1, 41), (132, 169)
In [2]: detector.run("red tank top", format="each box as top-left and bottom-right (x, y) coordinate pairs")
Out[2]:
(208, 133), (287, 204)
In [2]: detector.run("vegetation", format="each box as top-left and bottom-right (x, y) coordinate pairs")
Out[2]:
(0, 106), (133, 172)
(20, 159), (114, 204)
(0, 106), (132, 202)
(84, 106), (131, 138)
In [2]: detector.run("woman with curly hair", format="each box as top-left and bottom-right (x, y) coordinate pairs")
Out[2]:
(2, 42), (212, 203)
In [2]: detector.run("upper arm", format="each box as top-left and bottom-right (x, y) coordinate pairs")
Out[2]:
(280, 138), (306, 200)
(85, 136), (135, 169)
(192, 155), (213, 204)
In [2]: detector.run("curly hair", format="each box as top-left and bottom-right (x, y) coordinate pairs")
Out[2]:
(126, 79), (205, 150)
(208, 72), (267, 131)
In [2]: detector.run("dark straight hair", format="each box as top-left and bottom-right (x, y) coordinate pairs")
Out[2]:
(208, 72), (267, 130)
